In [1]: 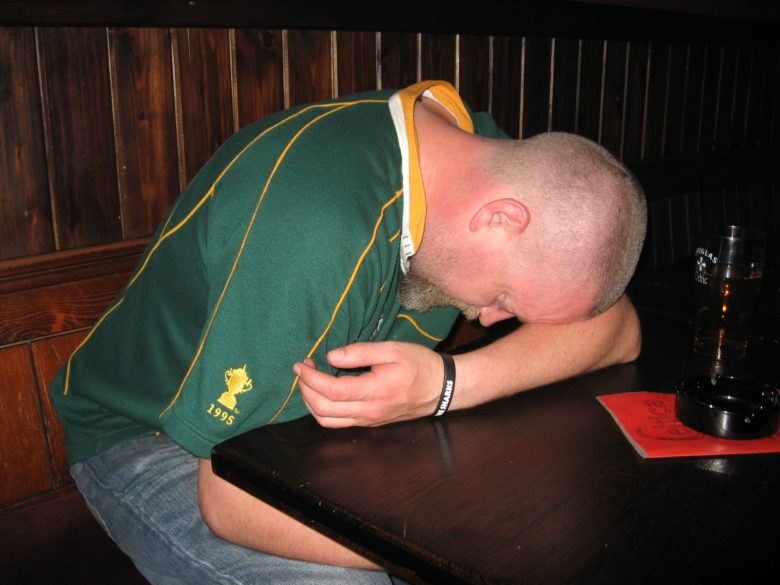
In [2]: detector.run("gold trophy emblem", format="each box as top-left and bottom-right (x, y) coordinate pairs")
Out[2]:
(218, 364), (253, 411)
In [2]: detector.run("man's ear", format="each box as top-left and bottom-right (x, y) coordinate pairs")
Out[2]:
(469, 198), (530, 233)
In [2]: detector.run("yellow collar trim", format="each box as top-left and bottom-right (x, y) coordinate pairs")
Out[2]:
(389, 80), (474, 271)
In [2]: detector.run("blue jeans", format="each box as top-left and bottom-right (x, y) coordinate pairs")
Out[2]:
(71, 434), (406, 585)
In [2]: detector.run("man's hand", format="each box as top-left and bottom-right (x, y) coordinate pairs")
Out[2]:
(294, 342), (443, 427)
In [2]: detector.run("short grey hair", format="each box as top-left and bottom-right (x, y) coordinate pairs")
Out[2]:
(485, 132), (647, 317)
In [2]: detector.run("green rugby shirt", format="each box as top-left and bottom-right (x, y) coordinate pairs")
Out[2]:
(51, 81), (507, 462)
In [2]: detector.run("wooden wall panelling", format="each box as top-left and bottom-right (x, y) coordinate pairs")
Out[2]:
(727, 46), (752, 151)
(457, 35), (491, 115)
(743, 46), (766, 149)
(109, 27), (179, 239)
(641, 42), (668, 161)
(420, 33), (456, 87)
(174, 28), (234, 186)
(745, 180), (767, 231)
(233, 29), (285, 128)
(0, 271), (130, 345)
(714, 45), (738, 152)
(647, 198), (674, 268)
(770, 176), (780, 234)
(697, 45), (722, 154)
(707, 188), (728, 236)
(600, 40), (627, 158)
(0, 344), (52, 506)
(38, 27), (122, 251)
(622, 41), (649, 163)
(756, 48), (779, 147)
(286, 29), (332, 107)
(31, 330), (88, 489)
(520, 37), (553, 139)
(662, 43), (687, 157)
(668, 192), (692, 259)
(576, 38), (604, 143)
(0, 238), (146, 295)
(378, 32), (418, 91)
(0, 27), (52, 261)
(771, 53), (780, 146)
(680, 44), (705, 156)
(549, 37), (580, 134)
(335, 31), (377, 96)
(490, 36), (522, 139)
(683, 191), (704, 252)
(724, 182), (752, 227)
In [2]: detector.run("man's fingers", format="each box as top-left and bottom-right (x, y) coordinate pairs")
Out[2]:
(298, 374), (383, 425)
(326, 342), (398, 369)
(294, 359), (371, 401)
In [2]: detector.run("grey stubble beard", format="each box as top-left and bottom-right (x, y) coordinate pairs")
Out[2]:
(398, 269), (481, 321)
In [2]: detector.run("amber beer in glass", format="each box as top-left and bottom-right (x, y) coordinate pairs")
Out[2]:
(693, 226), (765, 360)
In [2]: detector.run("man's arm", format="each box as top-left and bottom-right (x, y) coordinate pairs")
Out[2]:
(453, 294), (641, 410)
(295, 295), (641, 427)
(197, 458), (380, 569)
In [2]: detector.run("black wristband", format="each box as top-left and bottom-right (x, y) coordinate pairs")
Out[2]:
(433, 353), (456, 417)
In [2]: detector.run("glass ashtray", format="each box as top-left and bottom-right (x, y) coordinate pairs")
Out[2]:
(675, 376), (780, 439)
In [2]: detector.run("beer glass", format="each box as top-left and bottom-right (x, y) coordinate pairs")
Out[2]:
(693, 226), (765, 360)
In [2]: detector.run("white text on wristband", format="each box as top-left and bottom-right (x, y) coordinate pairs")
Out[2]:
(433, 353), (456, 417)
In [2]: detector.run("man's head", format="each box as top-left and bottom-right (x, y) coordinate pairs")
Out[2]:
(405, 130), (646, 326)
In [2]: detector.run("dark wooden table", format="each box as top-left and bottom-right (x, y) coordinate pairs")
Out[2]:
(212, 302), (780, 585)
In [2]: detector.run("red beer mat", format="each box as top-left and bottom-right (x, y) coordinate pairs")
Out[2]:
(597, 392), (780, 458)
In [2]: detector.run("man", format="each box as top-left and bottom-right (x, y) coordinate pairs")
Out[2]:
(52, 80), (646, 584)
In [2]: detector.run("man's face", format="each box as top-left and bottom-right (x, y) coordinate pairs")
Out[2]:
(400, 264), (594, 327)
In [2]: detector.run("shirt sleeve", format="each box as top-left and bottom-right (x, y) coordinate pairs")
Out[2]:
(160, 130), (403, 458)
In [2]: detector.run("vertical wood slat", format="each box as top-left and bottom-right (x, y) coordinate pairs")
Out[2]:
(714, 46), (739, 152)
(680, 44), (705, 155)
(576, 38), (604, 143)
(335, 31), (377, 97)
(697, 45), (721, 154)
(0, 344), (52, 505)
(669, 192), (691, 260)
(0, 27), (52, 261)
(622, 41), (648, 163)
(38, 27), (121, 251)
(521, 37), (553, 139)
(550, 38), (579, 134)
(648, 198), (673, 270)
(109, 27), (179, 239)
(600, 40), (627, 157)
(769, 53), (780, 146)
(662, 43), (687, 157)
(491, 36), (522, 139)
(759, 49), (778, 147)
(743, 46), (765, 149)
(174, 28), (235, 185)
(420, 33), (456, 87)
(642, 43), (668, 160)
(748, 51), (777, 147)
(728, 46), (751, 151)
(286, 29), (331, 107)
(458, 35), (491, 115)
(379, 31), (418, 91)
(233, 29), (285, 128)
(683, 191), (703, 253)
(32, 331), (88, 489)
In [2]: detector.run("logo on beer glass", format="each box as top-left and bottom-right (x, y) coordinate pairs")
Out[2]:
(694, 247), (717, 285)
